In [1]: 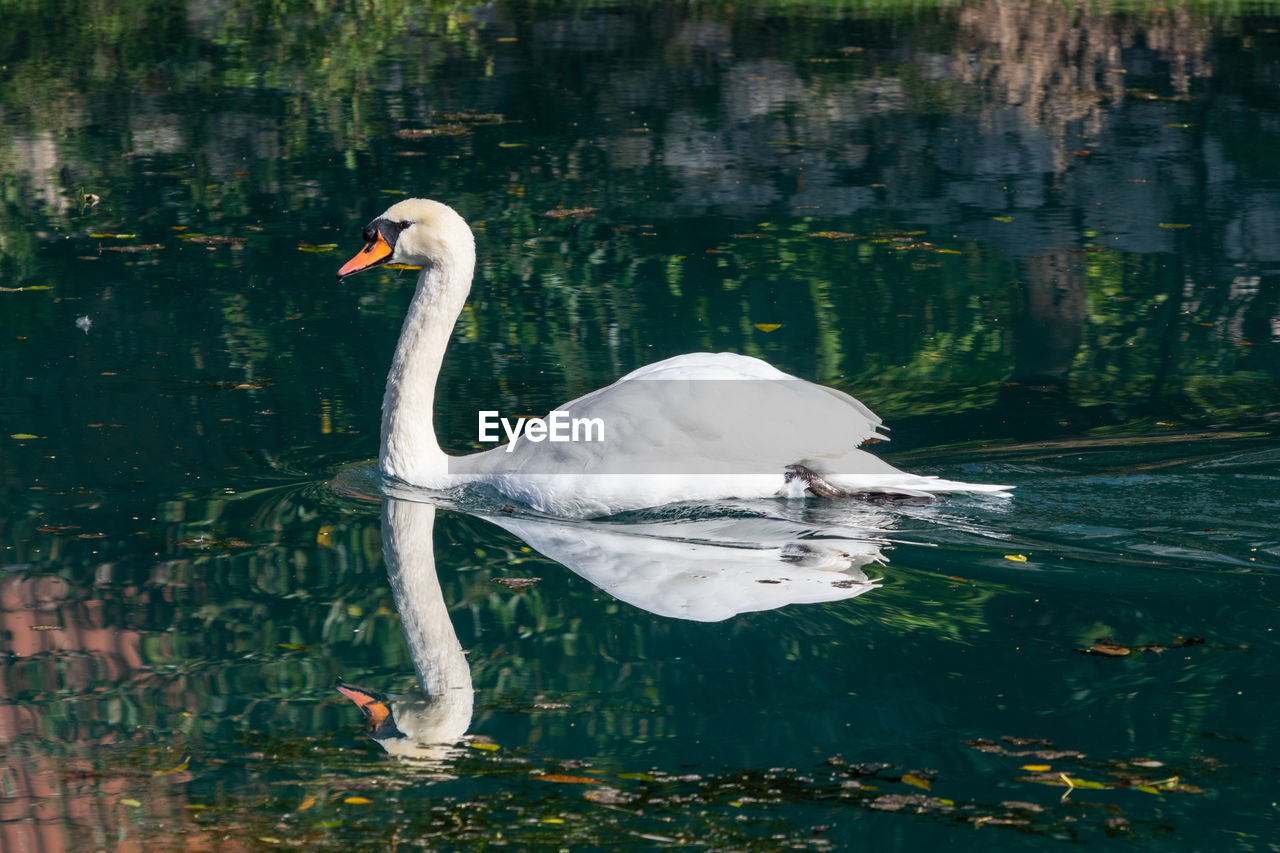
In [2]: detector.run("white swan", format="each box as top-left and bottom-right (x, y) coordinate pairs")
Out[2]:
(338, 198), (1010, 518)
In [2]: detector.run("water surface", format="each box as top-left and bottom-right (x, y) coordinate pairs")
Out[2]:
(2, 1), (1279, 848)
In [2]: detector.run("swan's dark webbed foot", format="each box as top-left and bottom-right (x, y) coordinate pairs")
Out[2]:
(784, 464), (941, 505)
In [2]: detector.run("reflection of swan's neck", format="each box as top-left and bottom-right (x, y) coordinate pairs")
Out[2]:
(380, 253), (473, 485)
(382, 500), (473, 741)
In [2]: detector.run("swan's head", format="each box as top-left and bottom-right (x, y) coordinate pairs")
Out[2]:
(337, 198), (475, 279)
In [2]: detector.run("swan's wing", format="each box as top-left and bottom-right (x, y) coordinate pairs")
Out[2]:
(460, 352), (887, 479)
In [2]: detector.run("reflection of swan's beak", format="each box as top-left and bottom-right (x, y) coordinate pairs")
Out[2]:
(336, 678), (405, 740)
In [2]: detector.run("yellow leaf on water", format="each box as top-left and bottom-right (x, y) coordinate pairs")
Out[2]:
(298, 796), (317, 811)
(1059, 774), (1107, 789)
(344, 796), (372, 805)
(541, 818), (565, 824)
(1021, 764), (1051, 771)
(1004, 554), (1028, 562)
(153, 755), (190, 776)
(1158, 222), (1191, 229)
(470, 742), (500, 751)
(89, 233), (138, 239)
(933, 248), (963, 255)
(1136, 785), (1162, 795)
(122, 798), (143, 807)
(992, 216), (1014, 223)
(753, 323), (782, 333)
(901, 774), (932, 790)
(10, 434), (40, 440)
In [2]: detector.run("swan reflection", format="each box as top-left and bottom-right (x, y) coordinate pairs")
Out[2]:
(338, 494), (886, 757)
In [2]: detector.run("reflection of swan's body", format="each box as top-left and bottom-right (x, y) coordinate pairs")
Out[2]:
(338, 500), (472, 760)
(482, 514), (884, 621)
(338, 198), (1009, 518)
(337, 492), (889, 756)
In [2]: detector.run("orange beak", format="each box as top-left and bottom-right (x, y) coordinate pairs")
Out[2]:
(336, 681), (393, 729)
(337, 231), (394, 279)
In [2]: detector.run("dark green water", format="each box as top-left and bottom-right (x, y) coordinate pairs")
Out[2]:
(2, 0), (1280, 848)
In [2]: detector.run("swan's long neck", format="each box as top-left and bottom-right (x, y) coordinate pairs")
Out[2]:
(380, 251), (474, 485)
(382, 499), (473, 740)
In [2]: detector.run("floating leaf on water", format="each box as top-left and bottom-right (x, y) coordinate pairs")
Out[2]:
(298, 795), (317, 811)
(343, 796), (372, 805)
(992, 216), (1014, 222)
(101, 244), (164, 252)
(933, 248), (963, 255)
(541, 817), (565, 824)
(618, 772), (657, 781)
(10, 434), (41, 440)
(122, 798), (143, 807)
(901, 774), (932, 790)
(493, 577), (541, 590)
(544, 207), (597, 219)
(0, 285), (54, 292)
(1021, 764), (1051, 771)
(1004, 554), (1028, 562)
(278, 643), (308, 651)
(89, 233), (138, 239)
(1087, 642), (1132, 656)
(317, 525), (336, 548)
(470, 742), (500, 751)
(298, 243), (339, 253)
(153, 755), (190, 776)
(1058, 774), (1107, 789)
(753, 323), (782, 333)
(498, 142), (527, 148)
(1077, 636), (1204, 657)
(1158, 222), (1191, 229)
(178, 233), (247, 246)
(537, 774), (598, 784)
(1136, 785), (1163, 795)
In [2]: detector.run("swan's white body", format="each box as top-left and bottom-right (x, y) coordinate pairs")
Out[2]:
(339, 198), (1009, 518)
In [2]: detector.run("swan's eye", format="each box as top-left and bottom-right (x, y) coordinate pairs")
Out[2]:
(378, 219), (411, 244)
